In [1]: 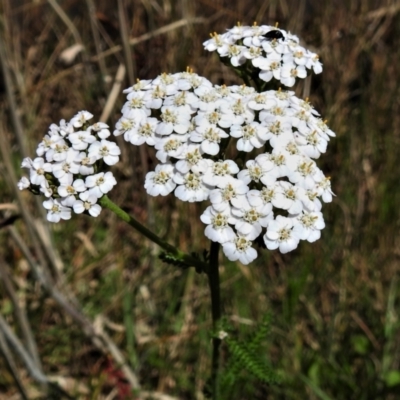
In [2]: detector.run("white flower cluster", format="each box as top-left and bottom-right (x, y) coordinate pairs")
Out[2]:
(18, 111), (120, 222)
(114, 71), (335, 264)
(203, 24), (322, 87)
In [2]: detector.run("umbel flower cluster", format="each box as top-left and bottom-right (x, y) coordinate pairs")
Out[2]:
(203, 23), (322, 87)
(19, 24), (335, 265)
(19, 112), (120, 222)
(113, 69), (334, 264)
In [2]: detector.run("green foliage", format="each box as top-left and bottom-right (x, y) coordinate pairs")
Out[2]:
(219, 314), (280, 395)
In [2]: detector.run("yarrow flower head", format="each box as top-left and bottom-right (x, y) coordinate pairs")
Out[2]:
(19, 24), (335, 266)
(112, 65), (335, 264)
(18, 111), (120, 222)
(203, 23), (322, 87)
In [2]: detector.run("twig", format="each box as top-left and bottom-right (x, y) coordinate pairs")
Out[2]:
(47, 0), (83, 46)
(0, 313), (48, 384)
(0, 258), (42, 370)
(0, 327), (30, 400)
(85, 0), (109, 80)
(118, 0), (135, 85)
(0, 32), (28, 158)
(99, 63), (126, 123)
(92, 17), (207, 62)
(8, 225), (141, 391)
(99, 195), (209, 272)
(207, 241), (222, 400)
(0, 314), (75, 399)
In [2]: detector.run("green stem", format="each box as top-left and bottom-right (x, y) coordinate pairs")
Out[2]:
(99, 195), (208, 272)
(207, 241), (222, 399)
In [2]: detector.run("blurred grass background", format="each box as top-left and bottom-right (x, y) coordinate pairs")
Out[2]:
(0, 0), (400, 399)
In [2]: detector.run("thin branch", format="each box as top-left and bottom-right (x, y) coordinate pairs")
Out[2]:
(207, 241), (222, 400)
(0, 314), (75, 399)
(0, 328), (30, 400)
(85, 0), (109, 80)
(99, 195), (208, 272)
(92, 17), (207, 62)
(0, 30), (28, 158)
(118, 0), (135, 85)
(47, 0), (83, 46)
(8, 225), (141, 391)
(99, 63), (126, 123)
(0, 258), (42, 370)
(0, 313), (48, 384)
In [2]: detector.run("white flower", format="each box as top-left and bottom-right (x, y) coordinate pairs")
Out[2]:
(195, 108), (225, 128)
(273, 181), (306, 214)
(36, 132), (62, 156)
(287, 158), (320, 189)
(88, 140), (121, 166)
(280, 63), (307, 87)
(261, 119), (293, 149)
(209, 178), (248, 212)
(193, 87), (219, 112)
(173, 171), (210, 202)
(18, 176), (30, 190)
(29, 157), (53, 185)
(175, 145), (203, 174)
(52, 148), (81, 180)
(57, 176), (86, 197)
(316, 176), (335, 203)
(152, 73), (179, 95)
(204, 25), (323, 87)
(264, 215), (301, 253)
(144, 163), (176, 196)
(219, 98), (255, 126)
(253, 52), (282, 82)
(230, 122), (268, 152)
(156, 106), (192, 136)
(122, 92), (151, 119)
(58, 119), (74, 137)
(45, 140), (70, 162)
(190, 124), (229, 156)
(247, 92), (276, 111)
(202, 160), (239, 187)
(70, 111), (94, 128)
(296, 130), (328, 159)
(200, 206), (236, 243)
(125, 118), (158, 146)
(73, 191), (102, 217)
(154, 135), (188, 163)
(122, 79), (152, 93)
(113, 116), (143, 138)
(222, 235), (257, 265)
(85, 171), (117, 198)
(43, 198), (71, 223)
(21, 157), (33, 169)
(232, 198), (272, 240)
(203, 32), (232, 52)
(77, 152), (96, 175)
(68, 130), (96, 150)
(143, 85), (167, 109)
(256, 152), (298, 185)
(89, 122), (111, 139)
(237, 156), (274, 185)
(306, 53), (323, 74)
(293, 211), (325, 242)
(39, 180), (53, 197)
(163, 91), (199, 112)
(247, 188), (274, 215)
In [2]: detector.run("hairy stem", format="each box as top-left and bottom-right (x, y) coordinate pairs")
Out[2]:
(99, 195), (208, 272)
(207, 241), (222, 399)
